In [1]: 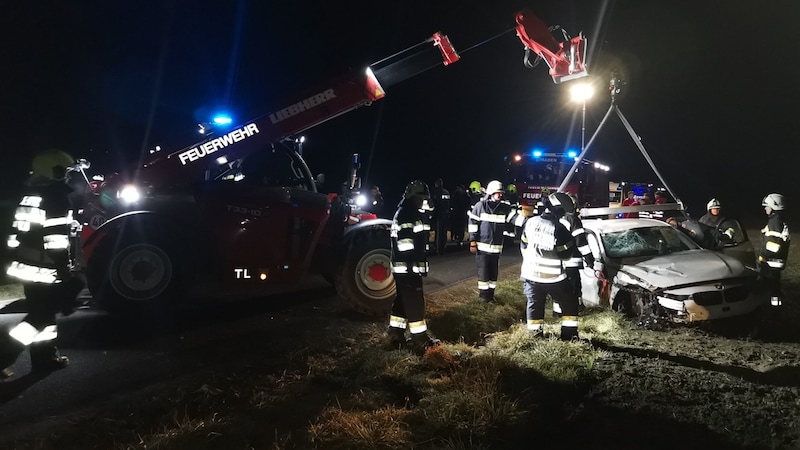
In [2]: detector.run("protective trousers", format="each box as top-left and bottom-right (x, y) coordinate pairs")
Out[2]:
(433, 214), (450, 255)
(761, 267), (783, 307)
(476, 252), (500, 302)
(553, 267), (584, 314)
(389, 274), (428, 337)
(524, 278), (579, 340)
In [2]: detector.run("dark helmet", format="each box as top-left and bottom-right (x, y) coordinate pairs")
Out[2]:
(403, 180), (430, 201)
(547, 192), (575, 214)
(31, 149), (75, 181)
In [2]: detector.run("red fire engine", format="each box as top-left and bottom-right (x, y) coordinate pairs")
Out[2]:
(505, 150), (610, 209)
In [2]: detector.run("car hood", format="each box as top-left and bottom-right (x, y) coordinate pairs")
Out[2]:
(619, 250), (747, 288)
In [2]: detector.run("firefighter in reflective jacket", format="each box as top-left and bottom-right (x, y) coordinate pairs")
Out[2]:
(550, 193), (602, 316)
(2, 150), (84, 375)
(468, 180), (515, 302)
(387, 180), (440, 351)
(759, 193), (790, 307)
(521, 192), (578, 340)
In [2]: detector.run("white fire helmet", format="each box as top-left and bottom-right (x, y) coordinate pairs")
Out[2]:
(706, 198), (721, 211)
(762, 193), (785, 211)
(486, 180), (504, 196)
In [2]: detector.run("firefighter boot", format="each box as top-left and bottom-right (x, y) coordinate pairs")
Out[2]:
(386, 327), (411, 350)
(30, 345), (69, 373)
(410, 331), (441, 353)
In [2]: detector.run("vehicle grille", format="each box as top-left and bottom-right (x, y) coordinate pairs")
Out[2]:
(723, 286), (748, 303)
(691, 286), (749, 306)
(692, 291), (722, 306)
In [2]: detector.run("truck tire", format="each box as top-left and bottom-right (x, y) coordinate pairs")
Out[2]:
(87, 234), (182, 314)
(336, 233), (395, 316)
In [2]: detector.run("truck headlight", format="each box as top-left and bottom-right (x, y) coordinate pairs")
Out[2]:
(117, 185), (141, 204)
(355, 194), (367, 207)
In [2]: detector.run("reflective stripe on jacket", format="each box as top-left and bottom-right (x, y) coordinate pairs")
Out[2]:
(391, 200), (431, 275)
(6, 183), (74, 284)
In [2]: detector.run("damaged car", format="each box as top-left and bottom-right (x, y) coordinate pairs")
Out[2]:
(577, 205), (767, 325)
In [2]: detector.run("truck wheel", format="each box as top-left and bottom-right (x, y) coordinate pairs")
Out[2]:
(87, 235), (181, 313)
(336, 237), (395, 316)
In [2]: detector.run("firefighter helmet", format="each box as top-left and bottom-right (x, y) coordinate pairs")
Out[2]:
(547, 192), (574, 214)
(469, 180), (482, 194)
(486, 180), (504, 196)
(403, 180), (430, 201)
(706, 198), (721, 211)
(506, 184), (517, 194)
(31, 149), (75, 181)
(762, 193), (785, 211)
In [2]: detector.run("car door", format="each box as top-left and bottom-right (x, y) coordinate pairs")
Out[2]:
(716, 218), (756, 269)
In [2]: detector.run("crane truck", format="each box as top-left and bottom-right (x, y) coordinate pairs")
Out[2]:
(74, 10), (588, 315)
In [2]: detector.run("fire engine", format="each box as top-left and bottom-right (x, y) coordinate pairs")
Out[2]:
(505, 150), (610, 209)
(74, 11), (589, 315)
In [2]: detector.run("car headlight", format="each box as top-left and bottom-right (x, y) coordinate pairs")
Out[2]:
(615, 270), (657, 291)
(355, 194), (367, 207)
(117, 185), (141, 204)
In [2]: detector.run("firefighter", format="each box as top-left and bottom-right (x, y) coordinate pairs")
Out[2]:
(2, 149), (85, 376)
(520, 192), (579, 340)
(550, 193), (602, 316)
(699, 198), (735, 244)
(468, 180), (515, 303)
(449, 184), (470, 244)
(430, 178), (451, 255)
(387, 180), (440, 351)
(468, 180), (483, 207)
(505, 183), (519, 206)
(758, 193), (790, 307)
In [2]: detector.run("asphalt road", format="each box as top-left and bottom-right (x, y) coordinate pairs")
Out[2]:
(0, 243), (522, 440)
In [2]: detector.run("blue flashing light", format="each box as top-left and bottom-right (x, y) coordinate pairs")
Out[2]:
(567, 150), (578, 158)
(212, 114), (233, 125)
(532, 150), (543, 158)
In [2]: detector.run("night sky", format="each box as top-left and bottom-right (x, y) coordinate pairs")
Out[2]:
(3, 1), (799, 223)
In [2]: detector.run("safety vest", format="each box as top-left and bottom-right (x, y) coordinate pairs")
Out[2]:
(390, 201), (431, 275)
(6, 183), (74, 284)
(520, 213), (574, 283)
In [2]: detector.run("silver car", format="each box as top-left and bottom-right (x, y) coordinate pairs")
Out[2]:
(577, 210), (766, 324)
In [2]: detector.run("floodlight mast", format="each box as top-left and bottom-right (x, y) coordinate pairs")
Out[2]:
(558, 74), (683, 207)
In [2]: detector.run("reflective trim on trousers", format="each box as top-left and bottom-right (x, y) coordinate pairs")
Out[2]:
(478, 281), (490, 290)
(408, 320), (428, 334)
(9, 321), (39, 346)
(527, 320), (544, 331)
(561, 316), (579, 328)
(389, 316), (408, 329)
(6, 261), (58, 284)
(771, 297), (782, 307)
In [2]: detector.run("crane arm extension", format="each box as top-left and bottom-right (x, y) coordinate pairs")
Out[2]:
(514, 10), (588, 84)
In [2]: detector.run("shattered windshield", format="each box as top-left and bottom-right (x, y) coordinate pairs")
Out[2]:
(602, 226), (700, 259)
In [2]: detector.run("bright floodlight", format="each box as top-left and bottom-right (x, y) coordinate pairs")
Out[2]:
(570, 83), (594, 103)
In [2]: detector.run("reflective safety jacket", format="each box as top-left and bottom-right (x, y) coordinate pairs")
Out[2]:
(760, 212), (790, 270)
(559, 212), (597, 270)
(6, 182), (74, 284)
(468, 198), (515, 254)
(390, 199), (431, 275)
(520, 212), (575, 283)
